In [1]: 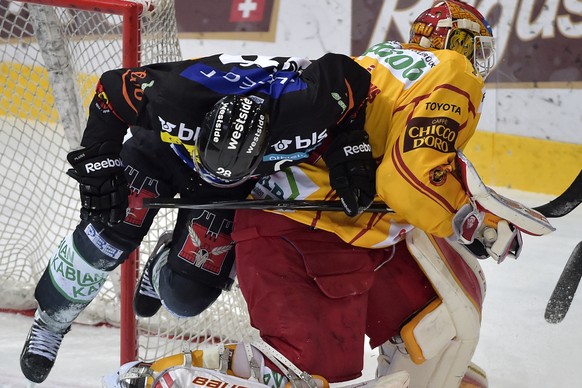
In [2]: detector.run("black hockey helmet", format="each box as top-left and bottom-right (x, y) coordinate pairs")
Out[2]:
(194, 95), (270, 187)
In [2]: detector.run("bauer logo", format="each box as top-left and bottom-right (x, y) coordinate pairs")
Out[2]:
(403, 116), (459, 153)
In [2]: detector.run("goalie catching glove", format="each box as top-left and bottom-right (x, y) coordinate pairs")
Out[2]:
(451, 203), (523, 263)
(67, 141), (129, 226)
(323, 130), (376, 217)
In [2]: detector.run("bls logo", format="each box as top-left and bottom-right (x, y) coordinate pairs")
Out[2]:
(271, 129), (328, 151)
(158, 116), (198, 142)
(271, 139), (292, 151)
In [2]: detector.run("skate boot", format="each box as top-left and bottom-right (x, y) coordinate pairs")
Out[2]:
(20, 312), (70, 383)
(133, 231), (172, 318)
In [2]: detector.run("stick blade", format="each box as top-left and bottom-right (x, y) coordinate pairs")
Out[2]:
(545, 242), (582, 323)
(533, 170), (582, 218)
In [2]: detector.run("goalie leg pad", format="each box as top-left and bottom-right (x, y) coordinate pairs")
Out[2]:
(400, 299), (456, 365)
(460, 362), (488, 388)
(376, 229), (484, 388)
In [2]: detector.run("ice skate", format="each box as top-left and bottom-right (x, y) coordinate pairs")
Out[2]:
(20, 312), (70, 384)
(133, 231), (172, 317)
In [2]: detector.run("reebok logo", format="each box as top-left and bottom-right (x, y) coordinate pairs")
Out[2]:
(343, 142), (371, 156)
(85, 157), (123, 173)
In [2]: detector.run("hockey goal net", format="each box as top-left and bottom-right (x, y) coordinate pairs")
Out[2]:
(0, 0), (256, 365)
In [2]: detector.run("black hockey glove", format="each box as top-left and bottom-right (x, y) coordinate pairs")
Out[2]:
(323, 130), (376, 216)
(66, 141), (129, 226)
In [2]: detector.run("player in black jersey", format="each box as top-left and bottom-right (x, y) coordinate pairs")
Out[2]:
(20, 53), (375, 384)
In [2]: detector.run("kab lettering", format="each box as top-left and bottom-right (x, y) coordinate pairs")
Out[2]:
(56, 238), (74, 267)
(51, 257), (105, 284)
(51, 255), (106, 298)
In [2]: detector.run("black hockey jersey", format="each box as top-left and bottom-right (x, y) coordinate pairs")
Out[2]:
(82, 53), (371, 176)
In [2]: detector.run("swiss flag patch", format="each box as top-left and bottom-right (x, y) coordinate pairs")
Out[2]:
(229, 0), (266, 22)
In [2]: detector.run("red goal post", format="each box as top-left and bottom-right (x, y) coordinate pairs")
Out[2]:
(24, 0), (153, 363)
(25, 0), (145, 67)
(0, 0), (256, 368)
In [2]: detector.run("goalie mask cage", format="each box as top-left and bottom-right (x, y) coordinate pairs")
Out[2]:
(0, 0), (256, 366)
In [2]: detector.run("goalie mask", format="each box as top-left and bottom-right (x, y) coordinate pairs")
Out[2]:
(409, 0), (495, 79)
(194, 95), (269, 188)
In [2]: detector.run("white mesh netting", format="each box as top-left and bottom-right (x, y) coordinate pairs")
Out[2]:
(0, 0), (257, 362)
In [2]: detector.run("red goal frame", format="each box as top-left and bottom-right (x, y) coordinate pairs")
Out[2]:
(22, 0), (146, 364)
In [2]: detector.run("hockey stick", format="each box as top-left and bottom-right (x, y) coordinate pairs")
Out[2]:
(541, 170), (582, 323)
(545, 242), (582, 324)
(141, 198), (394, 213)
(142, 170), (582, 217)
(532, 170), (582, 218)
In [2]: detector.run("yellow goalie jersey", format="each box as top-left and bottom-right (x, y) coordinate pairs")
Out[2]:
(251, 41), (486, 248)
